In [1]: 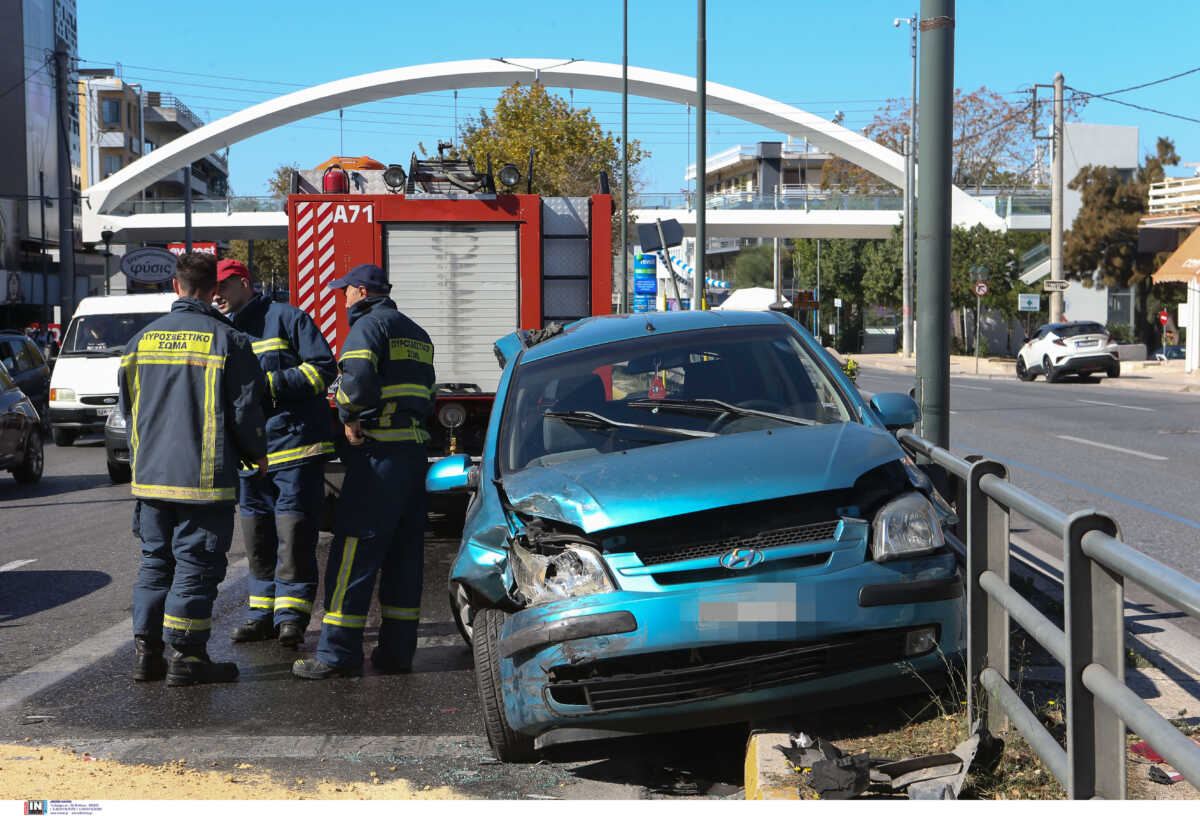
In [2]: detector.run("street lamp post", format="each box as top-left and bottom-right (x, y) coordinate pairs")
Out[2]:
(894, 13), (917, 358)
(101, 230), (114, 296)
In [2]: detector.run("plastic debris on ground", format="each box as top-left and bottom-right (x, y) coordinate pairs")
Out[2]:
(776, 721), (1002, 800)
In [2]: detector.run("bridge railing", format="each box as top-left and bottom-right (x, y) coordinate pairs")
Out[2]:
(108, 196), (284, 216)
(896, 429), (1200, 799)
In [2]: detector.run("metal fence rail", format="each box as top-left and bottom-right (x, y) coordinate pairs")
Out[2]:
(896, 429), (1200, 799)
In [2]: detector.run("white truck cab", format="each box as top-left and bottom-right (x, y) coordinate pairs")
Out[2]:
(48, 293), (177, 446)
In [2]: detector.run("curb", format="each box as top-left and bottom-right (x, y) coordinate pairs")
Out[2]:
(744, 731), (802, 800)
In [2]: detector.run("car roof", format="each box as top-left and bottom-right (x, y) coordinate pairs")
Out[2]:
(519, 310), (789, 364)
(72, 293), (178, 317)
(1040, 321), (1104, 331)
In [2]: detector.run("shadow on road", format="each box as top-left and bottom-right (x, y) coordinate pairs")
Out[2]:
(0, 473), (116, 502)
(0, 569), (113, 622)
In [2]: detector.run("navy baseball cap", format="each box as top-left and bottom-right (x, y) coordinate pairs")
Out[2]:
(327, 263), (391, 291)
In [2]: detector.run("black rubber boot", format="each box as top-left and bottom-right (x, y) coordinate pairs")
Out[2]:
(166, 645), (239, 687)
(291, 657), (360, 680)
(277, 621), (305, 649)
(230, 618), (278, 643)
(370, 646), (412, 675)
(132, 636), (166, 682)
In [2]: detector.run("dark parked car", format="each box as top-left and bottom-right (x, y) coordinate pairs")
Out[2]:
(103, 410), (130, 483)
(1155, 345), (1184, 361)
(0, 331), (50, 431)
(0, 361), (44, 484)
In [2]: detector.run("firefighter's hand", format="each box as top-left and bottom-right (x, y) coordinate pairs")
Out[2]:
(345, 420), (365, 446)
(254, 457), (269, 479)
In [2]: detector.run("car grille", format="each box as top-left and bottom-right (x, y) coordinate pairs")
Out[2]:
(635, 519), (841, 566)
(546, 628), (916, 713)
(80, 395), (119, 406)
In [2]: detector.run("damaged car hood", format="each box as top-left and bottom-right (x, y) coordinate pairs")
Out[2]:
(502, 421), (903, 533)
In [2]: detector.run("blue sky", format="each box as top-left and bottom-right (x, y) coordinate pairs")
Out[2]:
(77, 0), (1199, 196)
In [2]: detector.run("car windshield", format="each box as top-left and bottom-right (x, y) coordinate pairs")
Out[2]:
(499, 324), (853, 473)
(60, 313), (163, 355)
(1055, 323), (1105, 338)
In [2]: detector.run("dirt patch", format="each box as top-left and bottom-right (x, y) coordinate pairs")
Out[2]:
(0, 743), (464, 800)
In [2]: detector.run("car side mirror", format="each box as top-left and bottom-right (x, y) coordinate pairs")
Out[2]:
(426, 453), (478, 493)
(870, 392), (920, 431)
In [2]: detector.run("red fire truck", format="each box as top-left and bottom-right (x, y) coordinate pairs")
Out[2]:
(288, 149), (613, 466)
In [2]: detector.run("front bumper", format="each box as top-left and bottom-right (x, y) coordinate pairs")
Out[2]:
(50, 406), (113, 433)
(1055, 352), (1118, 374)
(496, 551), (963, 743)
(104, 423), (129, 464)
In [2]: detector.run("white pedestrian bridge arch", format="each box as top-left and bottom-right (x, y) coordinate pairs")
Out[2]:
(82, 58), (1005, 242)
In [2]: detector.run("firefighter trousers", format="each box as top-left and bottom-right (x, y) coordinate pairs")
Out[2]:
(132, 499), (235, 646)
(315, 443), (427, 670)
(237, 461), (324, 626)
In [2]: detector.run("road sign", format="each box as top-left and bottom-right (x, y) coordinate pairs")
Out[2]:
(974, 281), (989, 298)
(834, 297), (843, 308)
(1043, 279), (1070, 292)
(1018, 293), (1040, 312)
(1159, 310), (1169, 326)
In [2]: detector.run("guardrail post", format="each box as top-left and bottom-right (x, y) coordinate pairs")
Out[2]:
(966, 458), (1009, 733)
(1064, 511), (1125, 800)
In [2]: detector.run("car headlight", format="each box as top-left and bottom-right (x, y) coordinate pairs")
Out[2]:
(50, 388), (75, 402)
(437, 401), (467, 429)
(509, 538), (615, 606)
(106, 411), (126, 429)
(871, 491), (945, 562)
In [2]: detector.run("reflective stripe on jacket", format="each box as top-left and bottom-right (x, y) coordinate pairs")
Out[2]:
(118, 298), (267, 503)
(233, 294), (337, 472)
(335, 296), (435, 445)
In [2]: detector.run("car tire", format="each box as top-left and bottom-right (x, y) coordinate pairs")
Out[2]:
(1042, 356), (1059, 384)
(1108, 362), (1121, 379)
(39, 401), (50, 435)
(52, 428), (76, 447)
(107, 460), (131, 484)
(450, 581), (475, 648)
(472, 607), (537, 763)
(1015, 357), (1032, 381)
(12, 431), (44, 484)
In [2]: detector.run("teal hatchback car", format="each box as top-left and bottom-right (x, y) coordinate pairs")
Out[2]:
(428, 310), (963, 761)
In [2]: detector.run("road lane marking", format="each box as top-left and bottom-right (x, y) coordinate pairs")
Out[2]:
(1077, 399), (1155, 412)
(954, 444), (1199, 532)
(1055, 435), (1168, 462)
(951, 383), (992, 391)
(0, 559), (37, 572)
(0, 559), (249, 713)
(59, 735), (489, 764)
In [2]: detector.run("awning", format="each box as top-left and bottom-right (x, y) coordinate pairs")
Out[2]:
(1152, 226), (1200, 283)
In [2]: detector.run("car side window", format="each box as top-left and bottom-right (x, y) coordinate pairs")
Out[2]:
(24, 339), (45, 367)
(10, 339), (35, 372)
(1, 340), (18, 374)
(0, 360), (13, 389)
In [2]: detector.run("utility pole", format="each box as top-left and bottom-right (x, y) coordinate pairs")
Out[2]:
(184, 165), (194, 252)
(693, 0), (706, 310)
(53, 42), (76, 324)
(39, 171), (50, 328)
(1049, 72), (1065, 323)
(904, 13), (917, 357)
(772, 237), (781, 304)
(914, 0), (954, 448)
(620, 0), (629, 314)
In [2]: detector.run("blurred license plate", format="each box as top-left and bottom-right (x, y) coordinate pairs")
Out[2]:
(96, 407), (114, 416)
(1077, 340), (1098, 347)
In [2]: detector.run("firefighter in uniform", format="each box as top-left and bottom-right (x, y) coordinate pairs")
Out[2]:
(292, 264), (434, 679)
(213, 259), (337, 648)
(119, 252), (268, 686)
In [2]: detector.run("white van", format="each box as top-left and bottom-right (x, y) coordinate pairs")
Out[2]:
(48, 293), (177, 446)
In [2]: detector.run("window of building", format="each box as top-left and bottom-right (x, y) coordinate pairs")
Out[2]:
(127, 102), (133, 127)
(101, 98), (120, 127)
(102, 154), (122, 178)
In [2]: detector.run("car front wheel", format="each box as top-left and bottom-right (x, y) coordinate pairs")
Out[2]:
(12, 431), (44, 484)
(472, 608), (537, 763)
(1016, 357), (1033, 381)
(52, 428), (76, 447)
(107, 460), (131, 483)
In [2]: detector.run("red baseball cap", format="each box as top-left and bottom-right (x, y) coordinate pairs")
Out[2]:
(217, 258), (250, 282)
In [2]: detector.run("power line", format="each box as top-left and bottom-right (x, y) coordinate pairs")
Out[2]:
(0, 59), (51, 101)
(1067, 86), (1200, 125)
(1079, 65), (1200, 100)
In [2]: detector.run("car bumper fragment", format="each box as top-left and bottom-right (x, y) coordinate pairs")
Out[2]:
(1056, 353), (1117, 373)
(499, 610), (638, 659)
(857, 572), (963, 607)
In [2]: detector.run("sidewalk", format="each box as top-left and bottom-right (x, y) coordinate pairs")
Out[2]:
(846, 352), (1199, 394)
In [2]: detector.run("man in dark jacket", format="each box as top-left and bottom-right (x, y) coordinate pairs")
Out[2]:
(213, 259), (336, 648)
(119, 252), (268, 686)
(292, 264), (434, 679)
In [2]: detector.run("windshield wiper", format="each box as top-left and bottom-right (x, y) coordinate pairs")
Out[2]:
(543, 410), (716, 439)
(627, 397), (816, 427)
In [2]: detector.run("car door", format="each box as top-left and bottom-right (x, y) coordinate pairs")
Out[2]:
(0, 363), (21, 464)
(10, 338), (48, 409)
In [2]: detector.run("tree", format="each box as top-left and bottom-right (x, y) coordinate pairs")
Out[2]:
(821, 87), (1082, 194)
(225, 164), (295, 292)
(732, 242), (792, 289)
(456, 83), (647, 199)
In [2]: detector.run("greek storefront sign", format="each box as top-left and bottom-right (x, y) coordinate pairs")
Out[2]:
(121, 248), (178, 285)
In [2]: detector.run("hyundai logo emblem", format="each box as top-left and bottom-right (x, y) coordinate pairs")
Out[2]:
(719, 548), (764, 570)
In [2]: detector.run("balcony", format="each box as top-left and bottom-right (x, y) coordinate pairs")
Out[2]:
(1149, 176), (1200, 215)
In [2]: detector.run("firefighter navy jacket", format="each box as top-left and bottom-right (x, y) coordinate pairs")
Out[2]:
(118, 297), (267, 503)
(231, 294), (337, 472)
(335, 296), (435, 445)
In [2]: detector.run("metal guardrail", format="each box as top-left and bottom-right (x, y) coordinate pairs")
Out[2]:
(109, 196), (284, 216)
(896, 429), (1200, 799)
(1148, 177), (1200, 215)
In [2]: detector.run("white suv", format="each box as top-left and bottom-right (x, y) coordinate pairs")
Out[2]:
(1016, 321), (1120, 382)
